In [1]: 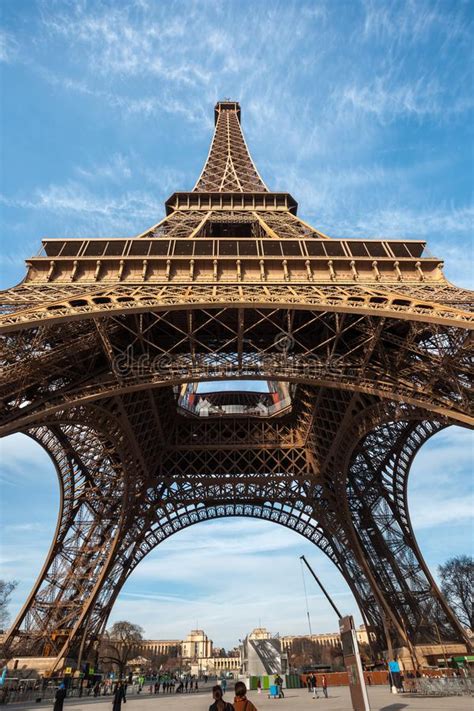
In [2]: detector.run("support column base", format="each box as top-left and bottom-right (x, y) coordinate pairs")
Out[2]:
(386, 643), (469, 671)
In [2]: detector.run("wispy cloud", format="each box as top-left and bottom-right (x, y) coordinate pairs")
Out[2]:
(327, 205), (474, 239)
(75, 153), (132, 182)
(1, 185), (160, 236)
(338, 77), (442, 123)
(409, 427), (474, 530)
(0, 29), (18, 63)
(0, 156), (189, 237)
(362, 0), (471, 46)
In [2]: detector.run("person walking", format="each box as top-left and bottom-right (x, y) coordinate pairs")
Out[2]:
(221, 677), (227, 695)
(321, 674), (328, 698)
(112, 681), (126, 711)
(53, 683), (67, 711)
(312, 674), (318, 699)
(274, 674), (284, 698)
(257, 678), (262, 694)
(209, 684), (233, 711)
(233, 681), (258, 711)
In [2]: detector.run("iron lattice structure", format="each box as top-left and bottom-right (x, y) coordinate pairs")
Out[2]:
(1, 101), (473, 670)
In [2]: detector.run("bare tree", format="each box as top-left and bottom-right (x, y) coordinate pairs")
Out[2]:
(439, 555), (473, 630)
(0, 580), (17, 632)
(99, 621), (144, 677)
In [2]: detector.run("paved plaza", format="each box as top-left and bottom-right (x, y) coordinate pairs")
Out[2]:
(11, 687), (473, 711)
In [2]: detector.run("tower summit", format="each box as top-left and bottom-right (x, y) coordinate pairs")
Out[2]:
(1, 101), (472, 674)
(194, 100), (268, 193)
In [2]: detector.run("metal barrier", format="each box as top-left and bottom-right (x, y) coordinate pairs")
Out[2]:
(404, 677), (473, 696)
(0, 682), (143, 705)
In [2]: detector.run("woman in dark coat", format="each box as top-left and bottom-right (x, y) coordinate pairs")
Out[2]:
(53, 683), (67, 711)
(112, 681), (126, 711)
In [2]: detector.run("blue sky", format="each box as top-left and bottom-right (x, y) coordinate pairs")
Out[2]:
(0, 0), (473, 648)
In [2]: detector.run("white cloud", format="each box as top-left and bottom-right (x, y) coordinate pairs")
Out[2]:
(409, 497), (473, 529)
(0, 183), (163, 236)
(338, 77), (443, 123)
(362, 0), (469, 46)
(76, 153), (132, 182)
(0, 30), (18, 63)
(330, 205), (474, 240)
(0, 433), (54, 485)
(409, 427), (474, 530)
(337, 75), (473, 124)
(110, 518), (355, 645)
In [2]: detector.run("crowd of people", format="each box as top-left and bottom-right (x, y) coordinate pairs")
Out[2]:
(148, 675), (200, 694)
(53, 679), (266, 711)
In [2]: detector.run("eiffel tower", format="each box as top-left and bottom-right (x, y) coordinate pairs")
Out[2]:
(1, 101), (472, 673)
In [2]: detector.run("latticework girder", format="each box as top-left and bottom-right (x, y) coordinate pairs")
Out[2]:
(193, 102), (267, 192)
(1, 100), (472, 671)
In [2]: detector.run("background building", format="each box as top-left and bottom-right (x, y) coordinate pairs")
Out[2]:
(137, 639), (181, 658)
(240, 627), (286, 676)
(181, 629), (212, 660)
(281, 623), (372, 654)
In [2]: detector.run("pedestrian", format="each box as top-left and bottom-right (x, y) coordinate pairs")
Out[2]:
(53, 683), (67, 711)
(185, 677), (189, 693)
(195, 679), (199, 692)
(233, 681), (258, 711)
(112, 681), (126, 711)
(209, 684), (233, 711)
(367, 674), (372, 686)
(221, 677), (227, 695)
(312, 674), (318, 699)
(307, 675), (312, 693)
(321, 674), (328, 698)
(274, 674), (284, 698)
(257, 678), (262, 694)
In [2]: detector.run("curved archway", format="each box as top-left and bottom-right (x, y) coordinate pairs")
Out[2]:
(2, 419), (472, 671)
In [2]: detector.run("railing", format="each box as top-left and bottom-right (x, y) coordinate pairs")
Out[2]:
(0, 682), (144, 705)
(178, 394), (292, 418)
(404, 676), (473, 696)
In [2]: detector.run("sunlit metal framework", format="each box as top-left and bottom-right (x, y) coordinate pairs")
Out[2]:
(1, 100), (472, 671)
